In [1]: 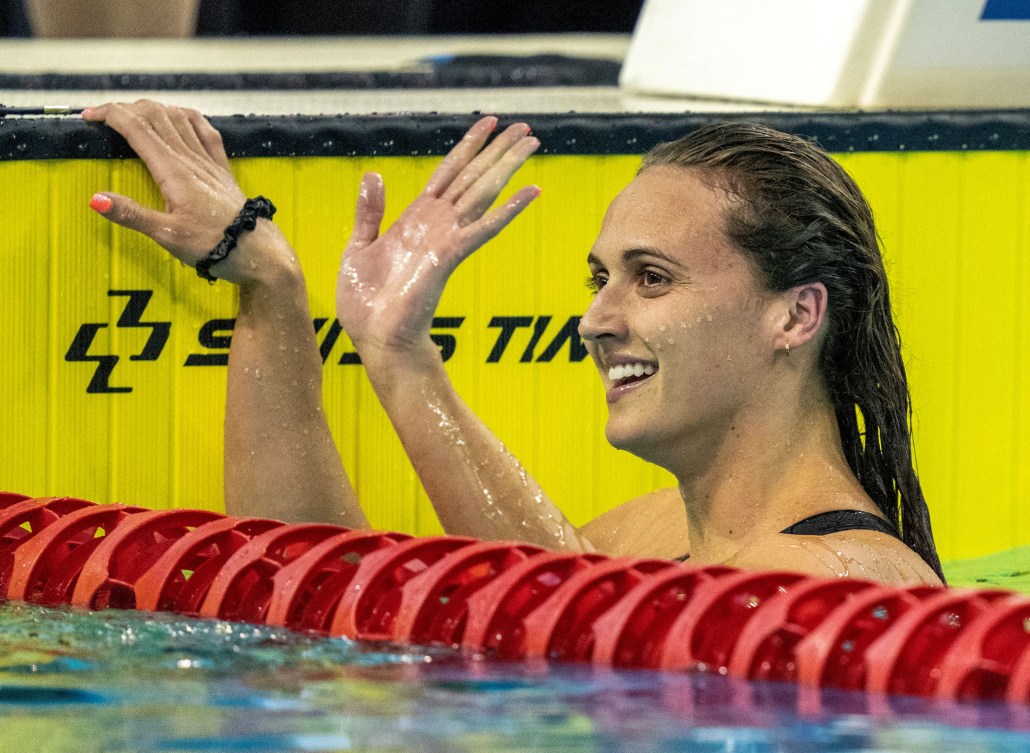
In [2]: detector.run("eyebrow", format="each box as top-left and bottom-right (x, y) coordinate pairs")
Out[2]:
(586, 246), (687, 270)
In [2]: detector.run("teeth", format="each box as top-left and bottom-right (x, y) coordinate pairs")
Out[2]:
(608, 363), (657, 381)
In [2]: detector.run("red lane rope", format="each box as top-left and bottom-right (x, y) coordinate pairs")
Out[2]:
(1, 492), (1027, 703)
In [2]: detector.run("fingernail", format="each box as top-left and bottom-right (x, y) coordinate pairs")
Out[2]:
(486, 116), (498, 131)
(90, 193), (112, 214)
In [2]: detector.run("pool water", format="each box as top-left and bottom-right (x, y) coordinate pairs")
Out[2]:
(2, 572), (1028, 753)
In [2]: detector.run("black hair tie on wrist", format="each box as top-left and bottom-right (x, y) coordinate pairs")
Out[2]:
(195, 196), (277, 283)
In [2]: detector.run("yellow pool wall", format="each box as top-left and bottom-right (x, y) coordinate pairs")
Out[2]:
(2, 149), (1027, 561)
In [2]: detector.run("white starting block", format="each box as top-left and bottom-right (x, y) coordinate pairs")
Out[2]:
(620, 0), (1030, 108)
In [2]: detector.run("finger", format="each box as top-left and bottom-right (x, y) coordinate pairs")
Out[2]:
(128, 99), (195, 155)
(422, 116), (498, 198)
(81, 102), (189, 188)
(166, 106), (210, 160)
(454, 136), (540, 222)
(441, 122), (531, 203)
(347, 172), (386, 251)
(89, 191), (173, 247)
(81, 104), (110, 122)
(182, 108), (232, 172)
(459, 184), (540, 257)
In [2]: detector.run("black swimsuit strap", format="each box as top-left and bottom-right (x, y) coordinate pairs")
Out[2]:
(780, 509), (902, 540)
(674, 509), (902, 561)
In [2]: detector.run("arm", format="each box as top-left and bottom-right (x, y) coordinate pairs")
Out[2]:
(336, 118), (594, 550)
(82, 100), (367, 528)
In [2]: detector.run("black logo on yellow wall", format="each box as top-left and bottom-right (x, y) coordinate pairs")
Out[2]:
(66, 290), (171, 394)
(67, 290), (588, 393)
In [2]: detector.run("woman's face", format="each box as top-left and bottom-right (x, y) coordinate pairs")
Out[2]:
(579, 165), (781, 468)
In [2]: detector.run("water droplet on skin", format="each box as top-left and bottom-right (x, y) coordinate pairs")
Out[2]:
(254, 369), (262, 380)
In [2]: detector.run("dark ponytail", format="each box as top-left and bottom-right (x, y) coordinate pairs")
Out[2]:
(642, 123), (945, 581)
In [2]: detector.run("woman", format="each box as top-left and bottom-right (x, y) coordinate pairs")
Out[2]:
(83, 101), (943, 585)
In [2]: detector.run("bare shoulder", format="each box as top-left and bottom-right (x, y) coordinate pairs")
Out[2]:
(724, 530), (943, 586)
(581, 487), (688, 559)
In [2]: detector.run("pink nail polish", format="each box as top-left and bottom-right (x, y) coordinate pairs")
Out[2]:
(90, 194), (112, 214)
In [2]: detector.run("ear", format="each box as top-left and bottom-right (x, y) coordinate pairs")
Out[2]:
(772, 282), (828, 351)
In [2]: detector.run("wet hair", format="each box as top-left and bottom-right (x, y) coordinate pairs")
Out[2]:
(641, 122), (944, 581)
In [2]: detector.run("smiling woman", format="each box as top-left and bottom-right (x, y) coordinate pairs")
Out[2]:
(83, 102), (942, 586)
(592, 125), (943, 583)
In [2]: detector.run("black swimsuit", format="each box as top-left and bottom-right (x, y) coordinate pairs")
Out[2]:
(675, 509), (901, 562)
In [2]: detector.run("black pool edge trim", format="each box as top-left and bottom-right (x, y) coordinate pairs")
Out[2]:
(2, 109), (1030, 161)
(0, 57), (624, 92)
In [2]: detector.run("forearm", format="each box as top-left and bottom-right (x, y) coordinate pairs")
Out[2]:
(223, 224), (368, 528)
(362, 342), (592, 551)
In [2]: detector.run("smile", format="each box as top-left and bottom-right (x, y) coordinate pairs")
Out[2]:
(606, 362), (658, 402)
(608, 362), (657, 382)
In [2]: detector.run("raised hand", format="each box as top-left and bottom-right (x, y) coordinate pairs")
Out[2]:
(337, 117), (540, 359)
(82, 99), (273, 284)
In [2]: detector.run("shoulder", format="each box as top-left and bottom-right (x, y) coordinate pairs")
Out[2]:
(724, 530), (943, 586)
(581, 487), (688, 559)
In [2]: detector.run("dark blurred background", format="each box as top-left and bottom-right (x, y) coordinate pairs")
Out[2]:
(1, 0), (645, 36)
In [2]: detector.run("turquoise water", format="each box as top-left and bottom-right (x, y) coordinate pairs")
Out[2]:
(1, 599), (1028, 753)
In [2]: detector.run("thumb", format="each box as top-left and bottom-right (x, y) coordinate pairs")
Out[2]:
(90, 192), (168, 243)
(347, 172), (385, 251)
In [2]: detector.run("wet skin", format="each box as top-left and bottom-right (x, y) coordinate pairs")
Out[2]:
(580, 165), (777, 475)
(576, 166), (940, 584)
(80, 101), (940, 584)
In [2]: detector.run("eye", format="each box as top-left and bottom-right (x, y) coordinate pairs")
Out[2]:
(640, 269), (669, 288)
(585, 271), (608, 293)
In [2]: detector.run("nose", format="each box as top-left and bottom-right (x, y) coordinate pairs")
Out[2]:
(578, 285), (627, 343)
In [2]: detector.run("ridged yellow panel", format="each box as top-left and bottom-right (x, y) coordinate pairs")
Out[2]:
(1, 151), (1026, 560)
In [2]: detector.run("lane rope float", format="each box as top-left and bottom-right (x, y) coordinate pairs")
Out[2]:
(1, 491), (1027, 704)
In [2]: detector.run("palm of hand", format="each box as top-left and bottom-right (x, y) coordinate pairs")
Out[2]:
(337, 118), (540, 360)
(338, 194), (465, 354)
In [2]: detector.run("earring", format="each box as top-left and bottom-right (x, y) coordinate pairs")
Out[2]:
(784, 342), (790, 355)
